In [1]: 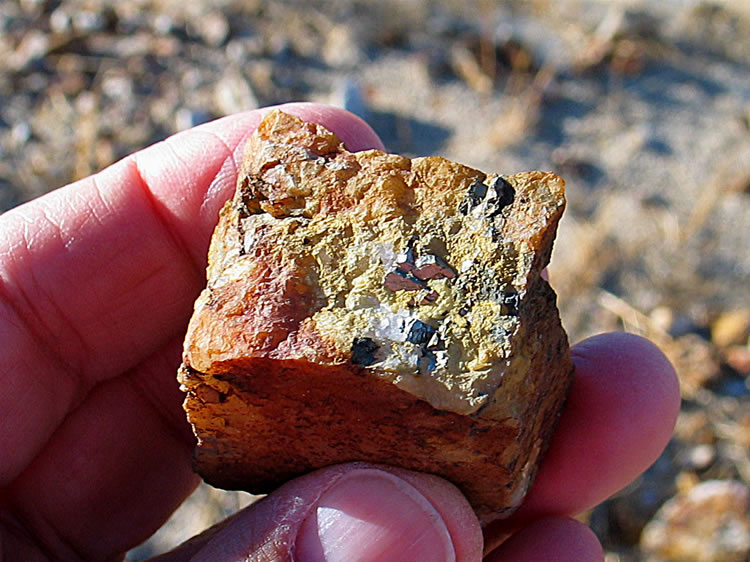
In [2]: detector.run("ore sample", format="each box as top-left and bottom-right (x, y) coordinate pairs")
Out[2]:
(179, 110), (573, 524)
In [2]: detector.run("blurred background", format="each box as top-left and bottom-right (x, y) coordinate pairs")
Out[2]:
(2, 0), (749, 559)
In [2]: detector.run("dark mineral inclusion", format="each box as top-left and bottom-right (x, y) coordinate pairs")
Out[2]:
(351, 337), (379, 366)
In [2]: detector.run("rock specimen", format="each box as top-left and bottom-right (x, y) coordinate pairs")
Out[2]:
(178, 110), (574, 523)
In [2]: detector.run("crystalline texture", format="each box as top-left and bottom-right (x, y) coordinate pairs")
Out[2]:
(178, 110), (574, 524)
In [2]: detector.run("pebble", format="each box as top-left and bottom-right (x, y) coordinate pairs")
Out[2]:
(151, 14), (173, 36)
(49, 7), (71, 33)
(323, 24), (362, 69)
(10, 122), (31, 145)
(686, 444), (716, 470)
(726, 345), (750, 375)
(101, 71), (134, 100)
(669, 333), (721, 399)
(213, 69), (258, 115)
(712, 309), (750, 348)
(72, 10), (106, 32)
(8, 30), (48, 71)
(641, 479), (750, 561)
(193, 11), (229, 47)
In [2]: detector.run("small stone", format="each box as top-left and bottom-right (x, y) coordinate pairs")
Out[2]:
(649, 305), (674, 333)
(323, 24), (363, 69)
(686, 444), (716, 470)
(725, 345), (750, 375)
(175, 108), (211, 131)
(193, 11), (229, 47)
(712, 309), (750, 349)
(152, 14), (174, 36)
(669, 333), (721, 399)
(72, 10), (106, 32)
(641, 480), (750, 561)
(674, 409), (714, 444)
(49, 7), (71, 33)
(10, 122), (31, 146)
(8, 30), (48, 71)
(101, 71), (133, 100)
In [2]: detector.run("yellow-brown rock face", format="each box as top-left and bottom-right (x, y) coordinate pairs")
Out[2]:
(179, 110), (574, 523)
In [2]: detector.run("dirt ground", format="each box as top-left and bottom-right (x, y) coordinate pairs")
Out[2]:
(2, 0), (749, 559)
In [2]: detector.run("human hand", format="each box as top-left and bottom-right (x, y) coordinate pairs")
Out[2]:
(0, 102), (680, 561)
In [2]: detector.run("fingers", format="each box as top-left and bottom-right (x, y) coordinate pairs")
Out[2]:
(3, 338), (199, 561)
(0, 103), (382, 486)
(485, 517), (603, 562)
(525, 332), (680, 515)
(488, 332), (680, 542)
(155, 463), (483, 562)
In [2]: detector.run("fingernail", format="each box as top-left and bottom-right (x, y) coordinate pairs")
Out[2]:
(295, 469), (456, 562)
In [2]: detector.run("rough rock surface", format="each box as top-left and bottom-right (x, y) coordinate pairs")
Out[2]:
(179, 110), (573, 523)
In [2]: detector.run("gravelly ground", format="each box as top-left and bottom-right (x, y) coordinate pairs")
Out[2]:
(2, 0), (749, 559)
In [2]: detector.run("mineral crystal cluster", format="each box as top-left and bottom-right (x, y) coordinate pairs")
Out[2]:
(179, 110), (574, 522)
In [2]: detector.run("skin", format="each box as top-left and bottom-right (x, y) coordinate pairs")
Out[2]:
(0, 102), (681, 561)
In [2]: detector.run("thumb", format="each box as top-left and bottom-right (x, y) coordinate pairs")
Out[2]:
(156, 462), (483, 561)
